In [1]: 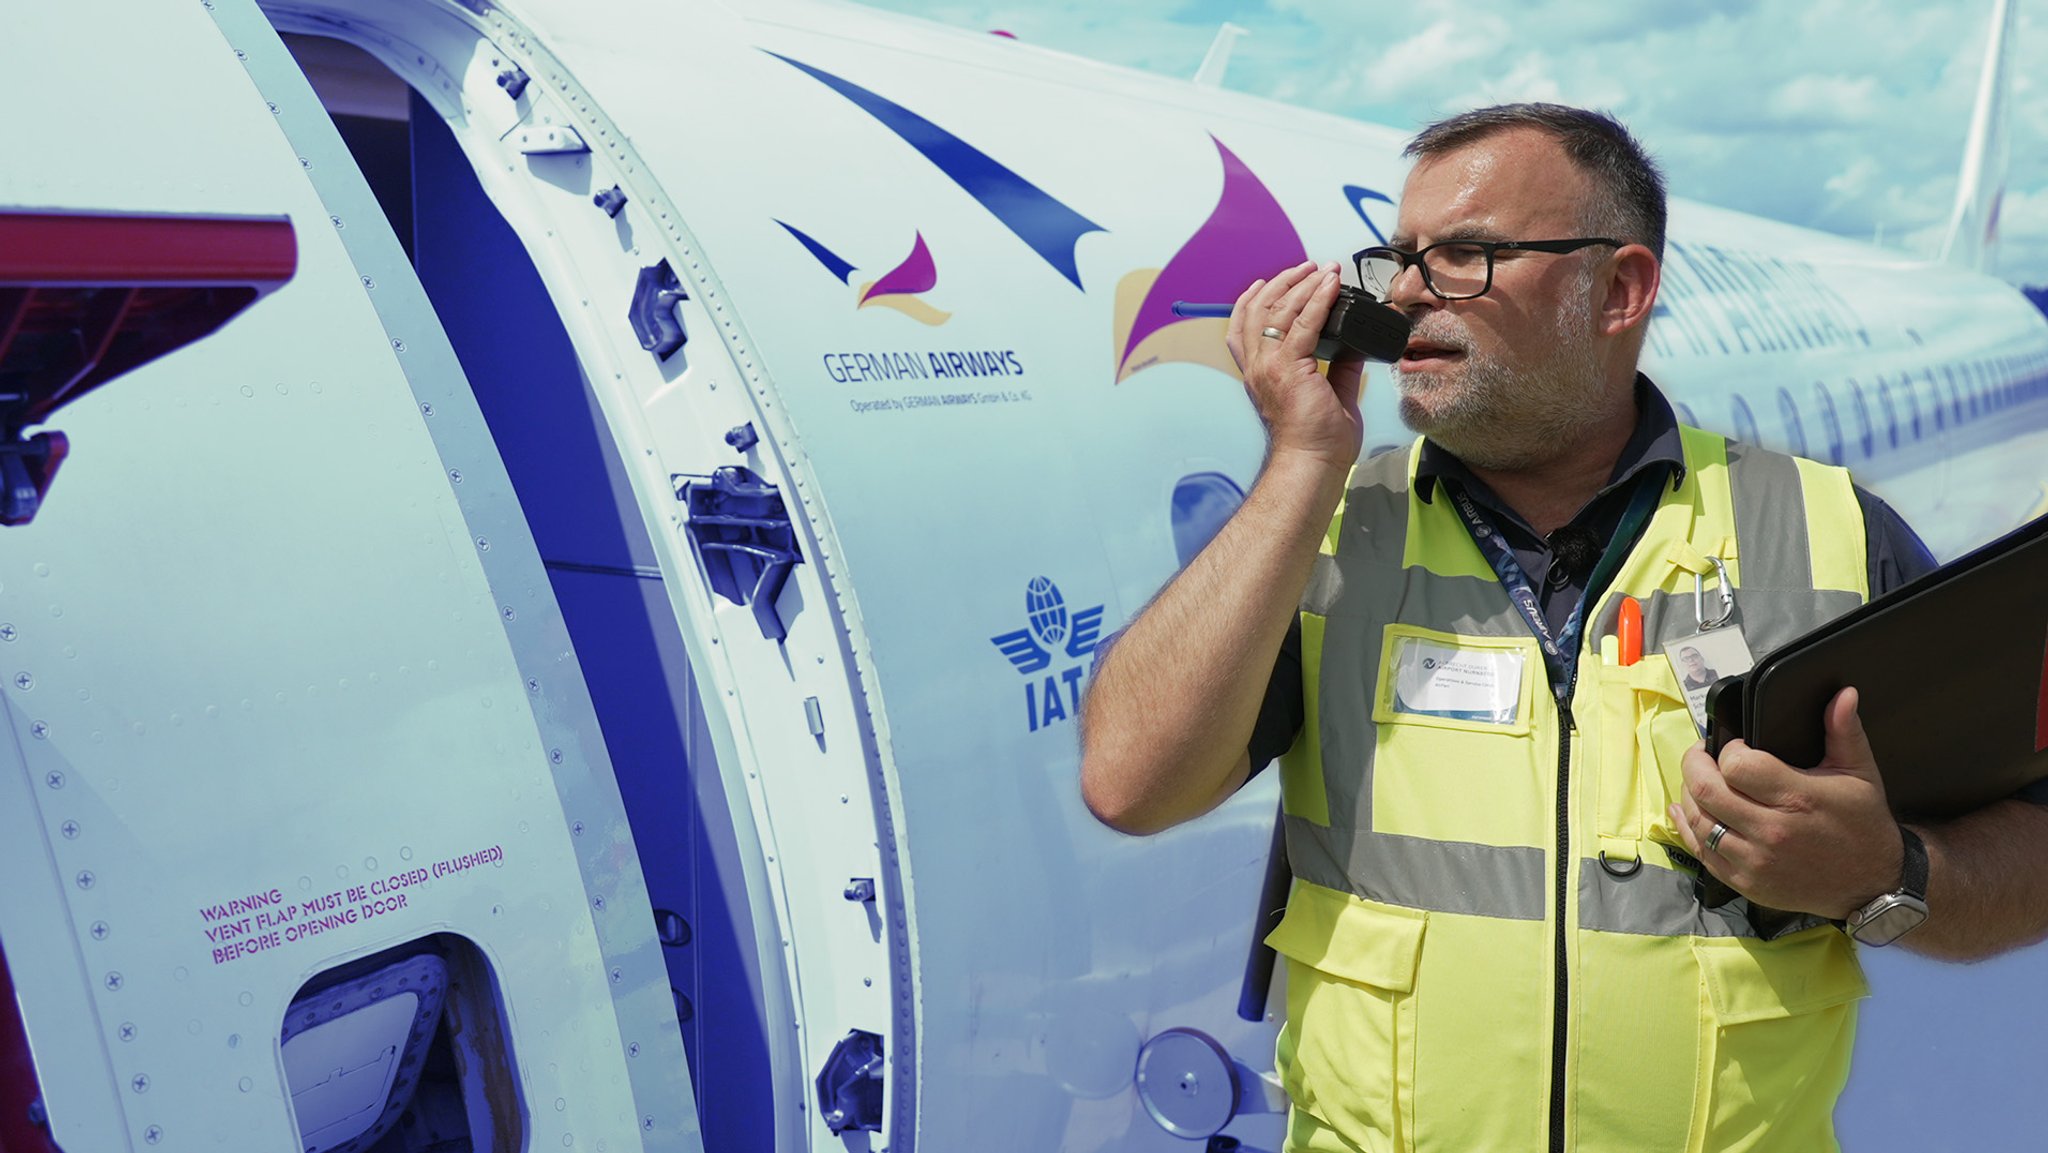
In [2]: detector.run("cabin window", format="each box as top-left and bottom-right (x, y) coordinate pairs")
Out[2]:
(1672, 400), (1699, 427)
(1730, 394), (1760, 445)
(1876, 377), (1901, 449)
(1847, 379), (1875, 459)
(1811, 383), (1844, 464)
(1776, 387), (1807, 456)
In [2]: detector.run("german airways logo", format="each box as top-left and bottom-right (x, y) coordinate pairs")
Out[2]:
(990, 577), (1104, 732)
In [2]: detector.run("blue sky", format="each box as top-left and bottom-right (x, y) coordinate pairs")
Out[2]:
(851, 0), (2048, 287)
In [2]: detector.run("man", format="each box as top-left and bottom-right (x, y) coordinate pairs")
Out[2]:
(1079, 104), (2048, 1153)
(1677, 645), (1718, 691)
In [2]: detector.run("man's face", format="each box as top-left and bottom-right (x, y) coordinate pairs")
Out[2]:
(1386, 127), (1613, 469)
(1681, 648), (1706, 675)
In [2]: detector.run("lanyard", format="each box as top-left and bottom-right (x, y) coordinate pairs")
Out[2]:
(1447, 473), (1666, 694)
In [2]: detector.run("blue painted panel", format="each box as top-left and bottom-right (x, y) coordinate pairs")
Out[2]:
(407, 96), (772, 1152)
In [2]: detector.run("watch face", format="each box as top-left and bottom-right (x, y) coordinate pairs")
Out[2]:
(1852, 895), (1930, 947)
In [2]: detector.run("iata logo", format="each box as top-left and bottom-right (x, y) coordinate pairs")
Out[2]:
(990, 577), (1105, 732)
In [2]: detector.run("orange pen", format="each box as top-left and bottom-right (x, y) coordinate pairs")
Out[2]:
(1617, 596), (1644, 666)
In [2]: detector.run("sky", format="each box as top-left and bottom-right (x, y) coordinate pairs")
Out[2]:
(850, 0), (2048, 288)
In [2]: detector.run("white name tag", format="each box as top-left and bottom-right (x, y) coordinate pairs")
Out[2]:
(1390, 637), (1525, 725)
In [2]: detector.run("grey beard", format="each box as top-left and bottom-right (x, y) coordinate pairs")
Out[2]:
(1392, 283), (1607, 471)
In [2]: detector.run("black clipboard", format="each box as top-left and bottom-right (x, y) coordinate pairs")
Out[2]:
(1706, 511), (2048, 821)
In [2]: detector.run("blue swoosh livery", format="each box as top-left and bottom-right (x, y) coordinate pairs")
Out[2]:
(768, 51), (1105, 289)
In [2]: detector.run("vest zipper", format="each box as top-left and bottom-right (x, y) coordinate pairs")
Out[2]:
(1549, 685), (1576, 1153)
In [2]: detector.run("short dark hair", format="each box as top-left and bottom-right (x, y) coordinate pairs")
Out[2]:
(1404, 103), (1667, 260)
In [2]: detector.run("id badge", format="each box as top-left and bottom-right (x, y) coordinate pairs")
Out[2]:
(1663, 625), (1754, 732)
(1390, 636), (1526, 725)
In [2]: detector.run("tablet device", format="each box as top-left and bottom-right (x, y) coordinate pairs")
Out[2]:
(1708, 512), (2048, 821)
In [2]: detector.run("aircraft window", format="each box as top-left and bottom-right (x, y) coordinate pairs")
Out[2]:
(1920, 370), (1944, 433)
(1943, 366), (1965, 425)
(1172, 472), (1247, 568)
(1812, 383), (1844, 464)
(1730, 394), (1761, 445)
(1876, 378), (1901, 449)
(283, 935), (522, 1153)
(1776, 386), (1807, 456)
(1672, 400), (1699, 427)
(1847, 379), (1875, 459)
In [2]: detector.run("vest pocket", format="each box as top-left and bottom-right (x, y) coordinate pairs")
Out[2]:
(1689, 928), (1868, 1152)
(1594, 655), (1696, 862)
(1268, 887), (1427, 1153)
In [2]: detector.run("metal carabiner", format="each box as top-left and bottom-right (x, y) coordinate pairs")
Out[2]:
(1694, 555), (1734, 630)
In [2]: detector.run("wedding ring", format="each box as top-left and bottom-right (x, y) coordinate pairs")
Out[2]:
(1706, 821), (1729, 853)
(1260, 326), (1286, 340)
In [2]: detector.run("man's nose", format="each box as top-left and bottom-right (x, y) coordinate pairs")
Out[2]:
(1385, 258), (1438, 313)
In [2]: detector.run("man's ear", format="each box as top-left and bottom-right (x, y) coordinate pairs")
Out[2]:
(1600, 244), (1661, 337)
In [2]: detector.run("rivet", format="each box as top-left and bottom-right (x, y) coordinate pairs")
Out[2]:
(592, 895), (605, 911)
(609, 967), (623, 984)
(104, 971), (122, 990)
(144, 1124), (162, 1143)
(643, 1118), (655, 1132)
(131, 1074), (148, 1093)
(118, 1022), (136, 1041)
(549, 748), (563, 764)
(31, 721), (48, 739)
(16, 672), (34, 690)
(527, 678), (540, 693)
(90, 921), (109, 940)
(502, 606), (516, 621)
(61, 820), (79, 839)
(395, 340), (409, 355)
(571, 820), (584, 836)
(45, 770), (63, 789)
(627, 1042), (640, 1057)
(450, 470), (464, 484)
(0, 624), (16, 641)
(76, 870), (95, 890)
(477, 537), (491, 552)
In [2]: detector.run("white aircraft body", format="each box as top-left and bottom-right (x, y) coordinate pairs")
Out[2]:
(1, 1), (2044, 1152)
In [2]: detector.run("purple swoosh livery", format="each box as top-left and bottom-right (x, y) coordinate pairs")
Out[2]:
(862, 232), (939, 302)
(1117, 137), (1308, 376)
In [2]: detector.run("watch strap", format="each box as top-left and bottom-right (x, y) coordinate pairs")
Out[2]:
(1898, 825), (1928, 901)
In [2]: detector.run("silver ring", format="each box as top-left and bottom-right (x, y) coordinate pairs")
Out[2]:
(1259, 326), (1286, 340)
(1706, 821), (1729, 853)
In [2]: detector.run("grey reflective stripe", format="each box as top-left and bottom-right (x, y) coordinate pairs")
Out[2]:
(1301, 554), (1343, 616)
(1578, 861), (1755, 938)
(1578, 862), (1834, 939)
(1294, 449), (1412, 855)
(1636, 585), (1863, 666)
(1725, 441), (1811, 590)
(1287, 815), (1547, 920)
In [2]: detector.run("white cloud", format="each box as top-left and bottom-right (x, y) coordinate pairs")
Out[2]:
(1768, 74), (1882, 129)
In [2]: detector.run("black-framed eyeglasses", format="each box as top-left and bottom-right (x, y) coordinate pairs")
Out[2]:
(1353, 237), (1624, 301)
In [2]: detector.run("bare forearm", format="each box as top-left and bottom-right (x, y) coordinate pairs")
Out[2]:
(1080, 449), (1348, 833)
(1903, 799), (2048, 960)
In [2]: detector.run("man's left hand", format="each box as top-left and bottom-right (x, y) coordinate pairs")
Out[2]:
(1669, 686), (1902, 919)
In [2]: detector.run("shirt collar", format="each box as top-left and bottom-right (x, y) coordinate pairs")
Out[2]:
(1413, 373), (1688, 504)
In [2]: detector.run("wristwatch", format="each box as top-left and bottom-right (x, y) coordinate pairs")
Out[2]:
(1846, 825), (1929, 947)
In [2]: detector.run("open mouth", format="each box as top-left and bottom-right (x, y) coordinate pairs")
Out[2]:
(1399, 340), (1463, 368)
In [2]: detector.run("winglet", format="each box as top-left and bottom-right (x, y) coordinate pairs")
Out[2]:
(1194, 23), (1247, 87)
(1938, 0), (2015, 271)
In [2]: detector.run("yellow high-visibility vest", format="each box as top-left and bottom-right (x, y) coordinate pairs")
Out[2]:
(1270, 426), (1871, 1153)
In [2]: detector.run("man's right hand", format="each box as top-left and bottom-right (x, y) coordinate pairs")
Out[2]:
(1225, 260), (1367, 473)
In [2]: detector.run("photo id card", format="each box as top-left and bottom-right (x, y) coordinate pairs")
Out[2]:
(1662, 625), (1754, 732)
